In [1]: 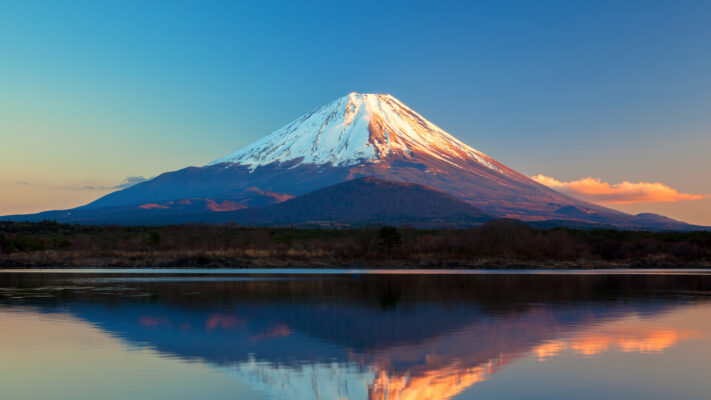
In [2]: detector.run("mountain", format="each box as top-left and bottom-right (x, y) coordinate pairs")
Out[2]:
(231, 177), (489, 227)
(2, 92), (706, 230)
(83, 92), (575, 218)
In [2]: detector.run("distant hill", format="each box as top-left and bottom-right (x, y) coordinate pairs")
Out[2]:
(230, 177), (490, 227)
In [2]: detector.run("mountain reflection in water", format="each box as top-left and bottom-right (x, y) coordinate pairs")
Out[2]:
(1, 272), (710, 400)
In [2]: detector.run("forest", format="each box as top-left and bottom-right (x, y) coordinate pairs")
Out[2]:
(1, 220), (710, 269)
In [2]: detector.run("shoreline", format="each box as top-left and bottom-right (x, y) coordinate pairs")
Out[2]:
(3, 268), (711, 275)
(2, 254), (710, 270)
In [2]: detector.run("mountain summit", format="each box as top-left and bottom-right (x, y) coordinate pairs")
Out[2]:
(3, 92), (705, 230)
(211, 92), (502, 173)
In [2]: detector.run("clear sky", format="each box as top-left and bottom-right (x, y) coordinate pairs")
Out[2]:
(1, 0), (710, 224)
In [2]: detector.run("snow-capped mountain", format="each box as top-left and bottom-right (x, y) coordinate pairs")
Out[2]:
(200, 92), (618, 221)
(211, 92), (502, 173)
(3, 92), (705, 229)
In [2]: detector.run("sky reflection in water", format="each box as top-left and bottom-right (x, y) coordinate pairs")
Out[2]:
(0, 271), (710, 400)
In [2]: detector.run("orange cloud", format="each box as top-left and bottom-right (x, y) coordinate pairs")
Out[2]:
(531, 175), (704, 204)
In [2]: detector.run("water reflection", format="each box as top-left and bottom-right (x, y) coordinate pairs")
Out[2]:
(1, 272), (710, 400)
(534, 327), (700, 360)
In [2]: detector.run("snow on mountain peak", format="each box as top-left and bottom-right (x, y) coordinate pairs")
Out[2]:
(210, 92), (501, 172)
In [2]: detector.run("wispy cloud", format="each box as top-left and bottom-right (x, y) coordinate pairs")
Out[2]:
(113, 176), (148, 189)
(10, 176), (150, 192)
(79, 176), (149, 191)
(531, 175), (705, 204)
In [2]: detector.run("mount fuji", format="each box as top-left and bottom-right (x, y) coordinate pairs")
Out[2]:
(3, 93), (704, 229)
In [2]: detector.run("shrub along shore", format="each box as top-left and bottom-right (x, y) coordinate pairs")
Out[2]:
(1, 220), (710, 269)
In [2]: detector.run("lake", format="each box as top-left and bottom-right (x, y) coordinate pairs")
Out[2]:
(1, 269), (710, 400)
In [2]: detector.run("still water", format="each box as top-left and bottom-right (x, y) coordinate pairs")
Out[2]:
(1, 269), (710, 400)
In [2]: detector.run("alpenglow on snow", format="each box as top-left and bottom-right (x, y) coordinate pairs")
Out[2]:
(210, 92), (502, 172)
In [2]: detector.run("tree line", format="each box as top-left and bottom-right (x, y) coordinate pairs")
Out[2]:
(1, 220), (710, 268)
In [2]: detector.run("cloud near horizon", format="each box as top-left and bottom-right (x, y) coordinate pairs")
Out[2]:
(113, 176), (149, 189)
(9, 176), (149, 192)
(79, 176), (149, 191)
(531, 175), (705, 204)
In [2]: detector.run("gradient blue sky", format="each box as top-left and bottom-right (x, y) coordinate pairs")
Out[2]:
(1, 0), (710, 223)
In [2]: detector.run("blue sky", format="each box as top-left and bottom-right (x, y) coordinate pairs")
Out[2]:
(1, 0), (710, 223)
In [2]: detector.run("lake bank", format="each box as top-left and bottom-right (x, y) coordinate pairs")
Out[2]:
(2, 250), (710, 270)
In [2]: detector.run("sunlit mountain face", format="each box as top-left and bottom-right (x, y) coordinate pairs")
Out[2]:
(2, 272), (711, 400)
(4, 93), (703, 229)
